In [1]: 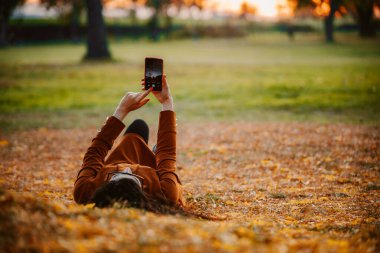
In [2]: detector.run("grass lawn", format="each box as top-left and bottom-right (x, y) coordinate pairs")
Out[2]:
(1, 33), (380, 131)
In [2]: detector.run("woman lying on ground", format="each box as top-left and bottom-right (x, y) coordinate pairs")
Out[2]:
(73, 76), (186, 212)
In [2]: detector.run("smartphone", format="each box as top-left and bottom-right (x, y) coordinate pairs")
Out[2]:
(144, 57), (163, 91)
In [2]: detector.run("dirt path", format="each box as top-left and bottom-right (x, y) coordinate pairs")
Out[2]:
(1, 122), (379, 252)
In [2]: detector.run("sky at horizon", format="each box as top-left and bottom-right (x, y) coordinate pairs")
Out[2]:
(24, 0), (289, 18)
(208, 0), (288, 17)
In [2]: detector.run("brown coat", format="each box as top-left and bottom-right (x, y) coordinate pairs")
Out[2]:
(73, 111), (184, 206)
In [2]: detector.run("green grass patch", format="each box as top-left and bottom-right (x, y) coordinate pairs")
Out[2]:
(1, 33), (380, 131)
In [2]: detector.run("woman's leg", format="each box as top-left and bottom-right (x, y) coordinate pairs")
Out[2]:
(105, 120), (156, 167)
(124, 119), (149, 144)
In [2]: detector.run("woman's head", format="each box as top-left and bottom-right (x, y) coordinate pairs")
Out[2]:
(91, 177), (149, 208)
(91, 176), (217, 220)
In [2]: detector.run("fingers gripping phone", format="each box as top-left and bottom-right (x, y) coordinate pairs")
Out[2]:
(145, 57), (163, 91)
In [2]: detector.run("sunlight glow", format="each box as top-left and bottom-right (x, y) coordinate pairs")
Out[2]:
(26, 0), (291, 19)
(209, 0), (288, 17)
(312, 0), (331, 16)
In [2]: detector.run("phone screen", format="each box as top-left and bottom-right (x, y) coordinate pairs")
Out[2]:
(145, 58), (163, 91)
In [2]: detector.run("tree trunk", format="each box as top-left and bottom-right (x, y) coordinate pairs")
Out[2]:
(0, 17), (7, 47)
(147, 13), (159, 41)
(130, 3), (137, 25)
(147, 0), (162, 41)
(165, 13), (172, 37)
(324, 0), (338, 43)
(355, 0), (376, 37)
(70, 0), (82, 42)
(130, 0), (138, 25)
(0, 0), (23, 46)
(84, 0), (111, 60)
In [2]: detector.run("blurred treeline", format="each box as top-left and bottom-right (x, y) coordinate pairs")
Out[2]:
(289, 0), (380, 42)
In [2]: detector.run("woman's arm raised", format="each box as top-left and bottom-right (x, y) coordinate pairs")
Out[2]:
(74, 89), (151, 204)
(149, 76), (181, 204)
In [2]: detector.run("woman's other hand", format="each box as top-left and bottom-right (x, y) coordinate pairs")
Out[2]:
(141, 75), (173, 111)
(113, 88), (151, 121)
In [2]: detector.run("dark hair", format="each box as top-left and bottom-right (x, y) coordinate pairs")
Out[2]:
(91, 178), (152, 209)
(91, 178), (183, 215)
(91, 178), (226, 220)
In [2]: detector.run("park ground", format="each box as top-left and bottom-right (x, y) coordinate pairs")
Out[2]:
(0, 33), (380, 252)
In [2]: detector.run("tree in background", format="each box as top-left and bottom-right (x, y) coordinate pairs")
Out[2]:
(41, 0), (84, 42)
(185, 0), (205, 10)
(290, 0), (343, 43)
(290, 0), (379, 42)
(239, 1), (257, 36)
(145, 0), (206, 40)
(0, 0), (25, 46)
(240, 1), (257, 20)
(111, 0), (143, 25)
(84, 0), (111, 59)
(129, 0), (139, 25)
(323, 0), (339, 42)
(145, 0), (165, 41)
(347, 0), (380, 37)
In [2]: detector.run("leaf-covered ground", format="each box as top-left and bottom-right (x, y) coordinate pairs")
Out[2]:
(1, 122), (379, 252)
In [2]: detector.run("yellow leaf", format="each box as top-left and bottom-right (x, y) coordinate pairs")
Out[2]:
(62, 219), (76, 230)
(84, 203), (95, 209)
(41, 191), (52, 196)
(0, 140), (9, 147)
(261, 159), (271, 166)
(365, 217), (376, 223)
(216, 147), (226, 154)
(326, 239), (349, 253)
(324, 175), (336, 181)
(52, 202), (66, 212)
(235, 227), (255, 240)
(337, 178), (350, 184)
(225, 200), (235, 206)
(243, 164), (256, 170)
(280, 167), (289, 172)
(289, 199), (314, 205)
(285, 216), (296, 221)
(314, 223), (325, 230)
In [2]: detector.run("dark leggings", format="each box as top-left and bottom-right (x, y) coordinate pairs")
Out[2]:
(125, 119), (149, 144)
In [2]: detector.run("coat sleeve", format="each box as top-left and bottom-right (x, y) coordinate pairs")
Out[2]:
(73, 116), (125, 204)
(155, 111), (181, 204)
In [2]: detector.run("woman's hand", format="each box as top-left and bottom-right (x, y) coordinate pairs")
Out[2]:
(141, 75), (174, 111)
(113, 88), (151, 121)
